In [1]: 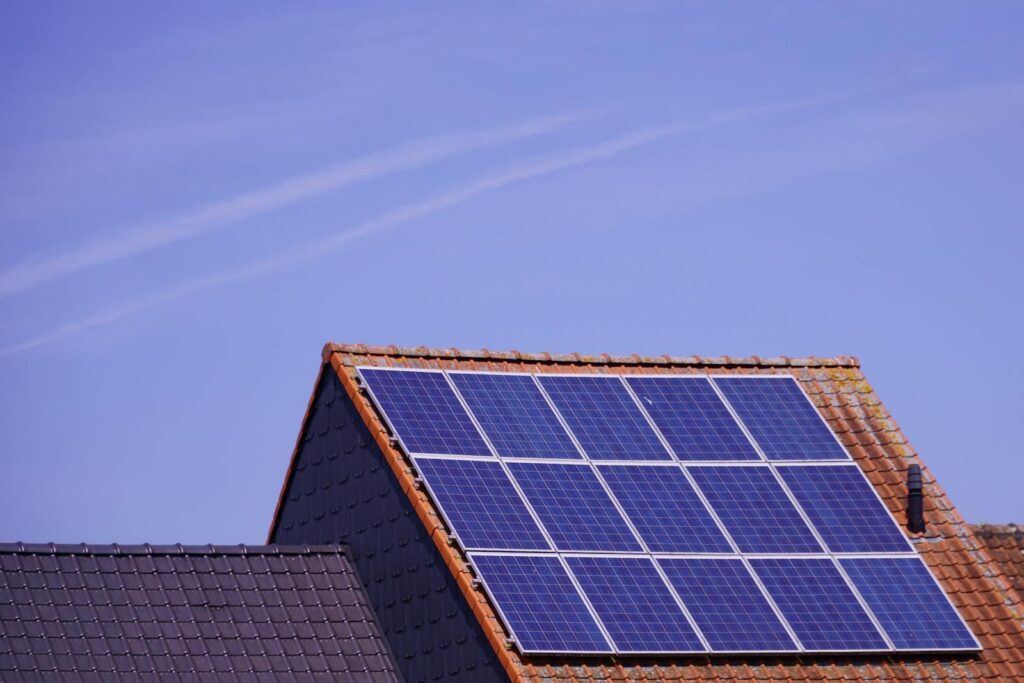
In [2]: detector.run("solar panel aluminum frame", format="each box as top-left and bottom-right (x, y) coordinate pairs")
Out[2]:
(561, 553), (711, 655)
(446, 369), (588, 460)
(595, 461), (741, 555)
(358, 367), (980, 656)
(706, 373), (852, 463)
(356, 366), (495, 458)
(685, 461), (828, 554)
(773, 461), (916, 554)
(468, 551), (617, 655)
(836, 554), (982, 652)
(409, 454), (554, 553)
(653, 555), (803, 655)
(624, 375), (766, 463)
(534, 372), (676, 462)
(745, 555), (894, 654)
(686, 460), (897, 649)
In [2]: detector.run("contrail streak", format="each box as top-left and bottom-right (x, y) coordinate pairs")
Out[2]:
(0, 92), (850, 358)
(0, 113), (584, 299)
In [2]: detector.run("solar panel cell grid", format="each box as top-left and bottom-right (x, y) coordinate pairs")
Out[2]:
(359, 368), (974, 656)
(779, 465), (911, 553)
(470, 554), (611, 653)
(659, 558), (798, 652)
(359, 369), (491, 456)
(626, 376), (760, 461)
(713, 377), (849, 461)
(841, 557), (978, 650)
(750, 558), (889, 651)
(449, 373), (582, 459)
(507, 462), (642, 552)
(538, 376), (670, 460)
(567, 557), (705, 653)
(414, 458), (550, 551)
(598, 465), (732, 553)
(689, 466), (822, 554)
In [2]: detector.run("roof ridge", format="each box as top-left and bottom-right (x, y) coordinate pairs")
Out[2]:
(971, 523), (1024, 537)
(322, 342), (860, 368)
(0, 542), (349, 556)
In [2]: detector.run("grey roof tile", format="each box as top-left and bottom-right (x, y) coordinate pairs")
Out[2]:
(0, 544), (401, 681)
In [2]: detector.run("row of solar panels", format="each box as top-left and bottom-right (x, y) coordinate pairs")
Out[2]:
(359, 368), (849, 461)
(414, 458), (908, 554)
(411, 456), (976, 654)
(471, 553), (975, 654)
(357, 368), (979, 655)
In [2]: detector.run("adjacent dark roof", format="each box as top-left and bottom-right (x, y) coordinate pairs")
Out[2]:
(268, 342), (1024, 682)
(973, 524), (1024, 601)
(0, 543), (400, 682)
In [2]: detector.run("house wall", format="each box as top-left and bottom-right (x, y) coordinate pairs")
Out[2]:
(271, 369), (508, 683)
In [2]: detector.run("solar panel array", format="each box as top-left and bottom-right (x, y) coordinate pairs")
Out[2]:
(358, 368), (980, 656)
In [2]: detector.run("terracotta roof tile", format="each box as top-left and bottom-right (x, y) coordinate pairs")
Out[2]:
(285, 342), (1024, 682)
(971, 524), (1024, 604)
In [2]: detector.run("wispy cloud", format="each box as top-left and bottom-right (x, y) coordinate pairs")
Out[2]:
(0, 92), (849, 358)
(0, 113), (583, 300)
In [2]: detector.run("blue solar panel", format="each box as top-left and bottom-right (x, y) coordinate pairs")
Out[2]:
(537, 375), (670, 460)
(841, 558), (978, 650)
(598, 465), (731, 553)
(659, 558), (797, 652)
(506, 462), (642, 552)
(713, 376), (848, 461)
(689, 466), (822, 553)
(470, 554), (611, 653)
(779, 465), (911, 553)
(363, 369), (969, 656)
(414, 458), (550, 551)
(751, 558), (888, 651)
(360, 368), (491, 456)
(626, 376), (759, 461)
(449, 372), (582, 459)
(567, 556), (704, 653)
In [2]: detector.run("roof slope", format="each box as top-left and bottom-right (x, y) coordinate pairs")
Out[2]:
(273, 342), (1024, 682)
(972, 524), (1024, 602)
(0, 543), (400, 682)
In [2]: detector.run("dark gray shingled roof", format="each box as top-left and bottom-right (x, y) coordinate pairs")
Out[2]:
(0, 543), (401, 682)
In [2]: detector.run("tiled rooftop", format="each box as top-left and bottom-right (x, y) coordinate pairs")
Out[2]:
(972, 524), (1024, 603)
(277, 342), (1024, 682)
(0, 543), (399, 682)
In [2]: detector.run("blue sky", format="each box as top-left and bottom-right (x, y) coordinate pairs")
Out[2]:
(1, 3), (1022, 542)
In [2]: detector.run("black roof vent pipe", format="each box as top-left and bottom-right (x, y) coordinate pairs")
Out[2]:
(906, 464), (926, 534)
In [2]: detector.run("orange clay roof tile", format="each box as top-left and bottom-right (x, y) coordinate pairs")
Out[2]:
(272, 342), (1024, 682)
(971, 524), (1024, 605)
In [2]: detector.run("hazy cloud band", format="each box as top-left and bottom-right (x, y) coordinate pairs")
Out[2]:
(0, 113), (584, 299)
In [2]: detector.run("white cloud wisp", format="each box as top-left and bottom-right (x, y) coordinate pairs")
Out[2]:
(1, 90), (875, 358)
(0, 113), (584, 299)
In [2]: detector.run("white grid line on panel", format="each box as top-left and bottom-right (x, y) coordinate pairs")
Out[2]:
(409, 455), (552, 554)
(554, 554), (638, 654)
(666, 462), (807, 653)
(529, 426), (714, 652)
(358, 367), (974, 655)
(829, 558), (897, 651)
(773, 461), (915, 553)
(446, 369), (585, 460)
(466, 551), (615, 655)
(708, 374), (853, 461)
(356, 366), (494, 458)
(615, 376), (681, 461)
(443, 371), (621, 651)
(528, 374), (593, 461)
(704, 375), (771, 462)
(440, 374), (561, 553)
